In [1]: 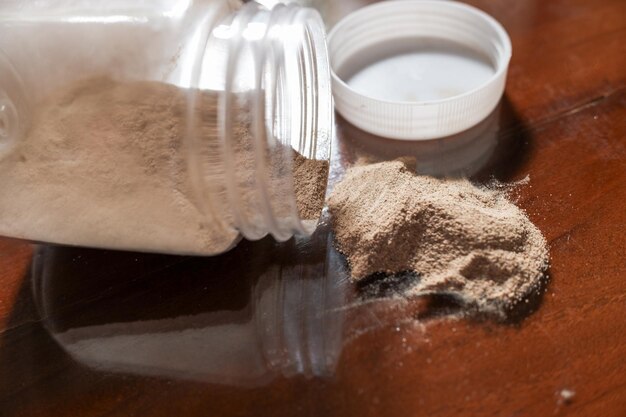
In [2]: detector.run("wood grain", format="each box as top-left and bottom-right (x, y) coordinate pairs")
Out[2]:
(1, 0), (625, 416)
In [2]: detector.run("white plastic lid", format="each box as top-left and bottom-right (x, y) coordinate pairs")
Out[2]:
(328, 0), (512, 140)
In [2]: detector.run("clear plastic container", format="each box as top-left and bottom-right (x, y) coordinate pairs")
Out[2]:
(0, 0), (332, 255)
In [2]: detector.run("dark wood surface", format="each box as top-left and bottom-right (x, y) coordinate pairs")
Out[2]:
(1, 0), (625, 416)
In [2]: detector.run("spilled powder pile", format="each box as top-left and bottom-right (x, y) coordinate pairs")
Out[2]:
(0, 77), (327, 254)
(328, 158), (549, 316)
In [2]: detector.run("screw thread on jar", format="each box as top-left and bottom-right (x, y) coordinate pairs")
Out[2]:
(187, 2), (332, 244)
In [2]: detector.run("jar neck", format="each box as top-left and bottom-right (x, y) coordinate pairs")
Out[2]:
(187, 2), (332, 243)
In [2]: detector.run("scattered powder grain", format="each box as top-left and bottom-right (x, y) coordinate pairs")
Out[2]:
(0, 77), (327, 254)
(328, 158), (549, 316)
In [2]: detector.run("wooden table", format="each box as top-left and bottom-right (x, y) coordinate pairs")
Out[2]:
(1, 0), (625, 416)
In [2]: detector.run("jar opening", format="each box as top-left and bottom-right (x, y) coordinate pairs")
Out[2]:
(186, 2), (332, 243)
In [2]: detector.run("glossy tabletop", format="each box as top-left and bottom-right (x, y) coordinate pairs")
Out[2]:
(1, 0), (625, 416)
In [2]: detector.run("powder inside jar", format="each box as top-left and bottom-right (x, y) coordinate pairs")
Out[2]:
(293, 152), (329, 221)
(328, 158), (549, 317)
(0, 77), (328, 254)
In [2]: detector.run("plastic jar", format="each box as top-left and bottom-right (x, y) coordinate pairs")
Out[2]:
(0, 0), (332, 255)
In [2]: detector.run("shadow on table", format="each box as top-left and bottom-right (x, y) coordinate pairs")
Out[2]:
(19, 219), (350, 388)
(331, 95), (533, 186)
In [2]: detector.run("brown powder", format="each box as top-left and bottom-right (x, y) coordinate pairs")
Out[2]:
(328, 158), (549, 317)
(293, 153), (329, 220)
(0, 77), (328, 254)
